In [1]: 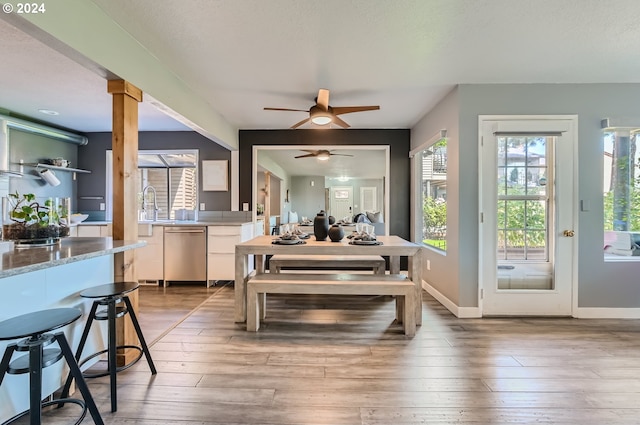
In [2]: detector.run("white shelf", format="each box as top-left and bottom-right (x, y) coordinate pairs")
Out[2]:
(25, 163), (91, 174)
(15, 161), (91, 176)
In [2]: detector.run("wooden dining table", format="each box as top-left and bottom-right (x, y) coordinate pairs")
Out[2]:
(234, 235), (423, 326)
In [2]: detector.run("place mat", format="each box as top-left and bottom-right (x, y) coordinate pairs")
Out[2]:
(272, 239), (307, 245)
(349, 240), (383, 246)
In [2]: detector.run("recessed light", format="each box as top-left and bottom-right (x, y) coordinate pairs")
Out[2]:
(38, 109), (59, 116)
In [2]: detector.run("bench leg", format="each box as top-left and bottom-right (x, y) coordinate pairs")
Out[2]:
(259, 293), (267, 320)
(402, 292), (416, 337)
(375, 264), (385, 275)
(246, 285), (260, 331)
(395, 296), (404, 324)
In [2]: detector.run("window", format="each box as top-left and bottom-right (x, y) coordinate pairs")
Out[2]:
(105, 149), (198, 221)
(416, 134), (447, 251)
(603, 126), (640, 257)
(496, 136), (549, 261)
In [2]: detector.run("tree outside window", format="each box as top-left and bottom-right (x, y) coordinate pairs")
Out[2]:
(603, 130), (640, 233)
(420, 138), (447, 250)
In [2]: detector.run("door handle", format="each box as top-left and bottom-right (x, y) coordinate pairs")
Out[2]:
(563, 230), (575, 237)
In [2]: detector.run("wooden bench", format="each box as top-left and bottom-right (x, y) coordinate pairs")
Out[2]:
(246, 273), (416, 336)
(269, 254), (386, 274)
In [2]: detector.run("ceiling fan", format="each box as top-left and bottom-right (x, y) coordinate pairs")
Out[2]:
(294, 149), (353, 161)
(264, 88), (379, 129)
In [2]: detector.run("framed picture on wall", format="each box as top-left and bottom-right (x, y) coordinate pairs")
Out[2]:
(202, 160), (228, 191)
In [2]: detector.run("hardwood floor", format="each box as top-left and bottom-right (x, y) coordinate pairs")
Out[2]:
(29, 284), (640, 424)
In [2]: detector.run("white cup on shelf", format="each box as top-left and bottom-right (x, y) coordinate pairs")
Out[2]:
(39, 168), (61, 186)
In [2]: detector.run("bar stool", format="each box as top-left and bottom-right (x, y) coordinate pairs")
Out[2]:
(61, 282), (156, 412)
(0, 308), (104, 425)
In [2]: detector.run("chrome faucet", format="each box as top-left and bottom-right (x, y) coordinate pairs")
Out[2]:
(141, 185), (159, 221)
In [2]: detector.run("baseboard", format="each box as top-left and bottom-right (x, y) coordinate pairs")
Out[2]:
(422, 280), (482, 318)
(574, 307), (640, 319)
(422, 280), (640, 319)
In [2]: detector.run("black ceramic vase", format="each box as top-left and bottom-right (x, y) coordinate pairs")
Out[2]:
(328, 215), (336, 225)
(328, 224), (345, 242)
(313, 210), (329, 241)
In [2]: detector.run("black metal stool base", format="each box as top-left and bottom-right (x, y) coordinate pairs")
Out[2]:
(79, 344), (144, 378)
(2, 397), (87, 425)
(61, 282), (156, 413)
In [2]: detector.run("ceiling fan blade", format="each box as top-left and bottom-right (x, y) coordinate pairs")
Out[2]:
(331, 105), (380, 115)
(317, 89), (330, 110)
(294, 153), (317, 159)
(291, 117), (311, 129)
(331, 114), (351, 128)
(330, 153), (354, 157)
(264, 107), (309, 112)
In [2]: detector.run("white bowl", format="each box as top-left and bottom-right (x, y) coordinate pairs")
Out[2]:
(70, 214), (89, 224)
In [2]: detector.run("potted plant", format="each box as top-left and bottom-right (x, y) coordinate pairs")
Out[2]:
(2, 192), (70, 246)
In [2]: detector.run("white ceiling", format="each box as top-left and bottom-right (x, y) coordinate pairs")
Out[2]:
(2, 0), (640, 136)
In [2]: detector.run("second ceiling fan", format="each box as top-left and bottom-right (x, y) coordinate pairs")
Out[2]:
(264, 88), (379, 129)
(294, 149), (353, 160)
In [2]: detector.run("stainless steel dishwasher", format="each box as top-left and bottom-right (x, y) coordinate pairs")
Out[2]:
(163, 226), (207, 286)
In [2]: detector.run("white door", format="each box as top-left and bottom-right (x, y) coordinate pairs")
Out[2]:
(330, 186), (353, 220)
(479, 117), (577, 316)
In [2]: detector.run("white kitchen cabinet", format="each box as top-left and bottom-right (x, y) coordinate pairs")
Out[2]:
(207, 223), (254, 282)
(135, 224), (164, 284)
(76, 224), (112, 237)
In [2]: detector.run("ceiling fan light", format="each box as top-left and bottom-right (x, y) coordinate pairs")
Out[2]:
(310, 108), (332, 125)
(317, 152), (331, 160)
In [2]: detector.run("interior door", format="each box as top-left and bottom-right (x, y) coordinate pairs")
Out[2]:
(479, 117), (577, 316)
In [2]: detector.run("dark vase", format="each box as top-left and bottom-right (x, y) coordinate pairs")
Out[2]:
(313, 210), (329, 241)
(328, 215), (336, 225)
(328, 224), (345, 242)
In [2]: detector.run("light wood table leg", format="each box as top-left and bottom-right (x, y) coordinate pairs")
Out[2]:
(234, 250), (248, 323)
(408, 253), (422, 326)
(389, 256), (400, 274)
(255, 254), (265, 274)
(255, 254), (266, 318)
(390, 255), (401, 320)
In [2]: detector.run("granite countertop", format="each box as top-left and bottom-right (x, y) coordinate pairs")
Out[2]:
(78, 220), (258, 226)
(0, 237), (146, 279)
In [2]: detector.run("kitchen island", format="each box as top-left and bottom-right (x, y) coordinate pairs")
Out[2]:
(0, 237), (145, 422)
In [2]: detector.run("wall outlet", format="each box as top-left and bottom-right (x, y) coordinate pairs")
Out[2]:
(199, 203), (205, 211)
(427, 259), (431, 270)
(242, 202), (249, 211)
(99, 203), (105, 211)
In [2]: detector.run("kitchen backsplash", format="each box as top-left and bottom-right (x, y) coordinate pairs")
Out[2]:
(83, 210), (253, 222)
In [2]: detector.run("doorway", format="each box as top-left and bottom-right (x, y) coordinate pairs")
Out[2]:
(479, 116), (577, 316)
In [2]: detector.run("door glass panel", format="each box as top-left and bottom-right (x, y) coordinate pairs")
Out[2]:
(496, 136), (553, 290)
